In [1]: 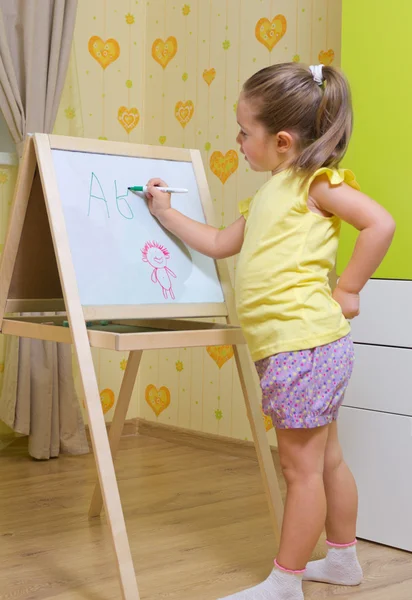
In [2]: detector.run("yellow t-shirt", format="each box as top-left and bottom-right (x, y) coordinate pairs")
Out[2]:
(235, 167), (360, 362)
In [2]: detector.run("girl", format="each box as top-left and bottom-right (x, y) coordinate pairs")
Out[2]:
(145, 63), (395, 600)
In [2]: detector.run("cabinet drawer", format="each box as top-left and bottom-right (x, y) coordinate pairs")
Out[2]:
(350, 280), (412, 347)
(339, 407), (412, 551)
(344, 344), (412, 415)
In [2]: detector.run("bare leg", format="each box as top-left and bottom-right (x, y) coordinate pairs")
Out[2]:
(303, 421), (363, 586)
(323, 421), (358, 543)
(276, 425), (329, 570)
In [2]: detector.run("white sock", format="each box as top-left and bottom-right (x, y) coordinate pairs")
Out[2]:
(303, 543), (363, 586)
(218, 567), (304, 600)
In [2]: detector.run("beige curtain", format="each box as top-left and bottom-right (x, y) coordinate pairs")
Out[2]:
(0, 0), (89, 459)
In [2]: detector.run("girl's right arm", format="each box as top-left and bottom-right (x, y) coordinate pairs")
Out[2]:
(146, 178), (245, 259)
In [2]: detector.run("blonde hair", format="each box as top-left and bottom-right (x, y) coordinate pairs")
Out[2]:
(242, 62), (353, 184)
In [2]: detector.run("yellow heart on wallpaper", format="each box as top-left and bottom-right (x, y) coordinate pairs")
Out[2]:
(118, 106), (140, 133)
(206, 345), (234, 369)
(100, 388), (115, 414)
(210, 150), (239, 184)
(255, 15), (287, 51)
(88, 36), (120, 69)
(263, 412), (274, 432)
(175, 100), (194, 128)
(145, 384), (171, 417)
(203, 68), (216, 86)
(159, 136), (167, 145)
(152, 36), (178, 69)
(319, 49), (335, 66)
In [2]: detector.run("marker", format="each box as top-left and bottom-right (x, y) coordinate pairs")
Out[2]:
(62, 320), (93, 327)
(128, 186), (188, 194)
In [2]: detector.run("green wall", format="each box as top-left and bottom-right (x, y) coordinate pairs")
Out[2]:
(337, 0), (412, 279)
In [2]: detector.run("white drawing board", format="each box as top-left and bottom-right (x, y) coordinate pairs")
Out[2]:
(51, 149), (224, 307)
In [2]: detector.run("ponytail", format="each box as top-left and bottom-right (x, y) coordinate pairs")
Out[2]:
(291, 66), (353, 179)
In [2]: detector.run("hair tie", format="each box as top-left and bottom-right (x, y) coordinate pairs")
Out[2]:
(309, 64), (324, 86)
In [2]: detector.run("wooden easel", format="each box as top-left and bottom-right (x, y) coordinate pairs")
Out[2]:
(0, 134), (284, 600)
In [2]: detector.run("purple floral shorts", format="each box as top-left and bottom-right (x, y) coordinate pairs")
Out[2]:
(255, 335), (354, 429)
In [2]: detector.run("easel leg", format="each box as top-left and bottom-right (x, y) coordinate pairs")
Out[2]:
(77, 352), (140, 599)
(89, 350), (143, 518)
(234, 345), (284, 544)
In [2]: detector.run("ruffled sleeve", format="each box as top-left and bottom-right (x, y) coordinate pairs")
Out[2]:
(309, 167), (360, 191)
(238, 196), (253, 220)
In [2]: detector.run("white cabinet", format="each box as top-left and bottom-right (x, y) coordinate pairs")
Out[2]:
(339, 279), (412, 550)
(339, 407), (412, 551)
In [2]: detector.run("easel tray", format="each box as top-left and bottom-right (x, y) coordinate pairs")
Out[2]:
(1, 316), (245, 351)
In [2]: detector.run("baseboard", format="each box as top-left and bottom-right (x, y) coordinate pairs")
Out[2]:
(86, 417), (278, 461)
(85, 418), (137, 442)
(117, 419), (138, 437)
(135, 418), (278, 461)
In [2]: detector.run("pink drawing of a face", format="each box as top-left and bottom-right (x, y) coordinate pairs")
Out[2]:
(141, 241), (170, 267)
(146, 246), (167, 267)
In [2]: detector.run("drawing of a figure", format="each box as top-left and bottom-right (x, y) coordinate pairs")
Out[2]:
(141, 241), (176, 300)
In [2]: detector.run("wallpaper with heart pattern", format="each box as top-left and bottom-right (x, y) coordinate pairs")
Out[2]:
(0, 0), (342, 443)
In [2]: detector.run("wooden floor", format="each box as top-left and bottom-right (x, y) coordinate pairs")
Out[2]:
(0, 434), (411, 600)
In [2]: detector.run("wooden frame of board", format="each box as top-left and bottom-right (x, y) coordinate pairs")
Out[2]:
(0, 134), (284, 600)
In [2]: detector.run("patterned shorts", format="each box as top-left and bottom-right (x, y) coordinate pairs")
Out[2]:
(255, 335), (354, 429)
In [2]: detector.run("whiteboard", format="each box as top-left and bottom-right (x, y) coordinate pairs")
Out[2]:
(51, 149), (224, 307)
